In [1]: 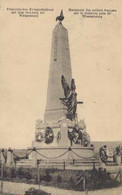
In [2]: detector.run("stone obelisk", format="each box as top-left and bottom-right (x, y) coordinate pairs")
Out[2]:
(44, 11), (72, 123)
(33, 10), (72, 148)
(31, 11), (92, 163)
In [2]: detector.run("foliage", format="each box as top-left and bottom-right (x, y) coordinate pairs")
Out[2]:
(57, 175), (62, 183)
(25, 187), (51, 195)
(0, 166), (120, 191)
(40, 169), (51, 182)
(17, 167), (31, 179)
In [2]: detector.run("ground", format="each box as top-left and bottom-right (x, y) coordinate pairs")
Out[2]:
(0, 181), (122, 195)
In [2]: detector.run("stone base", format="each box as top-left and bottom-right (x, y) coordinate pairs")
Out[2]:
(30, 145), (95, 163)
(33, 119), (75, 148)
(32, 118), (92, 165)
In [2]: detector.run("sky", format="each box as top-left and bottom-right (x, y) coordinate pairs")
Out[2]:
(0, 0), (122, 148)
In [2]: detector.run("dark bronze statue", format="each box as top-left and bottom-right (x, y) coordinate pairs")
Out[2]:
(60, 75), (83, 120)
(68, 124), (90, 147)
(56, 10), (64, 22)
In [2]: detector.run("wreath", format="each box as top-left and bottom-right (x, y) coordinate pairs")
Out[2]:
(82, 132), (90, 147)
(71, 126), (90, 146)
(72, 131), (79, 144)
(71, 125), (80, 144)
(36, 132), (43, 142)
(44, 127), (54, 144)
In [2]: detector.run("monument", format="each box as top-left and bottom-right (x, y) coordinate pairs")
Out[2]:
(31, 11), (94, 163)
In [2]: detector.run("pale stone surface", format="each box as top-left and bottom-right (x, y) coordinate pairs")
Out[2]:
(0, 151), (6, 164)
(44, 22), (72, 122)
(6, 150), (14, 166)
(1, 181), (122, 195)
(58, 119), (70, 147)
(31, 150), (37, 168)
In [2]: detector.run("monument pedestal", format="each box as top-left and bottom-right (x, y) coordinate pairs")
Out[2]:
(31, 119), (94, 167)
(33, 119), (70, 147)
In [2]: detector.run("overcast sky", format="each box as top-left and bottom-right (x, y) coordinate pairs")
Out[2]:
(0, 0), (122, 148)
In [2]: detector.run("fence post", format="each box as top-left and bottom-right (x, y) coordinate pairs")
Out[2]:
(68, 147), (73, 164)
(31, 147), (37, 168)
(120, 168), (122, 185)
(37, 161), (40, 189)
(0, 163), (4, 193)
(1, 149), (6, 164)
(73, 159), (75, 165)
(83, 176), (86, 191)
(63, 161), (65, 170)
(93, 162), (95, 170)
(6, 148), (14, 167)
(0, 149), (5, 193)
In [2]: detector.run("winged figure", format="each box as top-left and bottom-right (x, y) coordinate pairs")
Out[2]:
(71, 78), (76, 91)
(60, 75), (83, 120)
(61, 75), (70, 98)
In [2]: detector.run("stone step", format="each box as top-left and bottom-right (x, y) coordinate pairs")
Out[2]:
(16, 159), (32, 167)
(73, 159), (99, 162)
(73, 163), (100, 167)
(106, 162), (118, 166)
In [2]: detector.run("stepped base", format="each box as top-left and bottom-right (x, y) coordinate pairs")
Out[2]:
(29, 145), (100, 170)
(29, 145), (97, 164)
(11, 146), (100, 170)
(16, 159), (32, 167)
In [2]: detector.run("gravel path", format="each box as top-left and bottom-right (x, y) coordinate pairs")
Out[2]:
(1, 181), (122, 195)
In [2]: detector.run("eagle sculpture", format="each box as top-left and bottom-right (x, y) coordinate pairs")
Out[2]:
(56, 10), (64, 22)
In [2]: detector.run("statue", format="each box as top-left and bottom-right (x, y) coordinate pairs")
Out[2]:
(60, 75), (83, 120)
(115, 145), (122, 156)
(56, 10), (64, 22)
(99, 145), (108, 163)
(68, 124), (90, 147)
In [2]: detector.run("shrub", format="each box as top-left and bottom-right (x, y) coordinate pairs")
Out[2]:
(68, 176), (74, 188)
(17, 167), (31, 180)
(25, 187), (51, 195)
(57, 175), (62, 183)
(40, 169), (51, 182)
